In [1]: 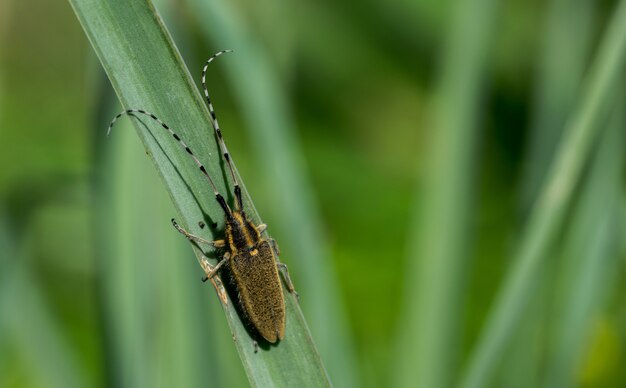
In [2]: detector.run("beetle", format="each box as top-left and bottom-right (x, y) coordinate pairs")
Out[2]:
(108, 50), (296, 344)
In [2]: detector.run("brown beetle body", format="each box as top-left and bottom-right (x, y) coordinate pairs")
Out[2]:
(224, 210), (285, 343)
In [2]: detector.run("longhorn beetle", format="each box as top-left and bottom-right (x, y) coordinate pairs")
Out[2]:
(108, 50), (297, 344)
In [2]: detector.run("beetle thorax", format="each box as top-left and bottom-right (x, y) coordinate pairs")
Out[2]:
(225, 211), (262, 253)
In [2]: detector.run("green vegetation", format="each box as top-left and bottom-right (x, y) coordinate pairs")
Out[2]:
(70, 0), (330, 386)
(1, 0), (624, 386)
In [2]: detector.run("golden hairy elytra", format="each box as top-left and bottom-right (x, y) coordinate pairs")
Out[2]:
(108, 50), (297, 344)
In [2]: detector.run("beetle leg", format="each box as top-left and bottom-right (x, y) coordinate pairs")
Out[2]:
(201, 252), (230, 282)
(277, 262), (299, 301)
(212, 239), (226, 248)
(269, 238), (281, 256)
(198, 255), (229, 305)
(172, 218), (213, 246)
(268, 239), (298, 299)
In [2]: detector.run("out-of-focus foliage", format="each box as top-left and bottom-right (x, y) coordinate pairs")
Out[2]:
(1, 0), (624, 387)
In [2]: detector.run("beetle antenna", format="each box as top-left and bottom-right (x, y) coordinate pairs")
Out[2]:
(108, 109), (232, 216)
(201, 49), (243, 211)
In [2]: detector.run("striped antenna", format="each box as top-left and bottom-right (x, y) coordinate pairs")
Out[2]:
(107, 109), (232, 216)
(201, 50), (243, 211)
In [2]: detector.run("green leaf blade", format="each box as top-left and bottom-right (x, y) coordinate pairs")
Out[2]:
(69, 0), (331, 386)
(460, 2), (626, 387)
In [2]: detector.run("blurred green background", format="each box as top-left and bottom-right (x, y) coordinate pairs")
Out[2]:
(1, 0), (625, 387)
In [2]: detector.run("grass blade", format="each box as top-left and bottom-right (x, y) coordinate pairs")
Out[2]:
(394, 0), (499, 386)
(95, 118), (241, 387)
(460, 2), (626, 387)
(184, 0), (360, 385)
(520, 0), (596, 212)
(499, 2), (596, 385)
(543, 95), (625, 388)
(69, 0), (330, 386)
